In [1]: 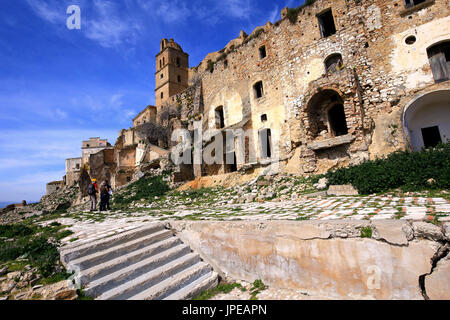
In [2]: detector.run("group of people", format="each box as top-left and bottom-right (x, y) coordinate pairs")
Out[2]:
(88, 179), (113, 212)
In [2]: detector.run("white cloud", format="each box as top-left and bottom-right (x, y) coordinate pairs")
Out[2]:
(220, 0), (252, 19)
(155, 1), (191, 23)
(0, 170), (65, 202)
(84, 0), (142, 48)
(26, 0), (65, 24)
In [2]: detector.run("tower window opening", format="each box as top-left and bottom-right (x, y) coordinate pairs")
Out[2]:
(253, 81), (264, 99)
(259, 46), (267, 59)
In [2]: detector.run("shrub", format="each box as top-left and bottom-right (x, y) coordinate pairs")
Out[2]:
(286, 0), (315, 24)
(0, 223), (76, 278)
(113, 175), (170, 206)
(325, 143), (450, 195)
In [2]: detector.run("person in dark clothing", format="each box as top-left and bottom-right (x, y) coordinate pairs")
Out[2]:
(99, 181), (109, 211)
(88, 179), (98, 211)
(105, 182), (112, 210)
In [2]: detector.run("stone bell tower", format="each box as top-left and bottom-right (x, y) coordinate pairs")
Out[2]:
(155, 38), (189, 109)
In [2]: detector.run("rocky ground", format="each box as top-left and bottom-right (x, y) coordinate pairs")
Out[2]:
(1, 171), (449, 300)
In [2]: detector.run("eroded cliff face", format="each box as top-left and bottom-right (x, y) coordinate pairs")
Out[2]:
(170, 220), (450, 300)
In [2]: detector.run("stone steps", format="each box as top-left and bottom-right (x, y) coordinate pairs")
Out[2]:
(60, 222), (218, 300)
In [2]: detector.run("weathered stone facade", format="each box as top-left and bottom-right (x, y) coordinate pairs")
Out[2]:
(152, 0), (449, 179)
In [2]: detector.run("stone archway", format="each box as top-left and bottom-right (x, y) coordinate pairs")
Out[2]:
(403, 89), (450, 151)
(305, 89), (348, 140)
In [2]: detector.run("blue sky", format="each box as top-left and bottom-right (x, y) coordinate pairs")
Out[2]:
(0, 0), (303, 204)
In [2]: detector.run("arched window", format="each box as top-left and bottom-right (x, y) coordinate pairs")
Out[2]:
(427, 41), (450, 83)
(306, 89), (348, 139)
(325, 53), (343, 74)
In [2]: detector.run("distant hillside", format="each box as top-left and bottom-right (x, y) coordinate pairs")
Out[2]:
(0, 202), (12, 209)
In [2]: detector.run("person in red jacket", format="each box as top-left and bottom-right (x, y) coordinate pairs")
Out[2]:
(88, 179), (98, 211)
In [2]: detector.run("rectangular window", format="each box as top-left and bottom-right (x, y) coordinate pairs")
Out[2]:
(176, 57), (181, 67)
(261, 114), (268, 122)
(178, 75), (181, 83)
(215, 106), (225, 129)
(259, 46), (267, 59)
(224, 59), (228, 69)
(317, 9), (336, 38)
(421, 126), (442, 149)
(427, 42), (450, 83)
(254, 81), (264, 99)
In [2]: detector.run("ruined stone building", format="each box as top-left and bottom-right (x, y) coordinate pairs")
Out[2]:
(81, 137), (111, 166)
(48, 0), (450, 193)
(148, 0), (449, 180)
(64, 157), (82, 187)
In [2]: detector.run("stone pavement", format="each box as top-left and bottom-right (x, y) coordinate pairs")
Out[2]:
(52, 195), (450, 245)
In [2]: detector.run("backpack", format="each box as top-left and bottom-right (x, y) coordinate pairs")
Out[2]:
(100, 184), (108, 195)
(88, 184), (95, 195)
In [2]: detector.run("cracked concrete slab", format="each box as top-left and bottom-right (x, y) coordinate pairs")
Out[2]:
(425, 254), (450, 300)
(372, 221), (410, 245)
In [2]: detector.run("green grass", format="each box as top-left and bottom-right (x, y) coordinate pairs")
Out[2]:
(0, 222), (73, 278)
(112, 175), (170, 207)
(193, 282), (246, 300)
(360, 227), (373, 238)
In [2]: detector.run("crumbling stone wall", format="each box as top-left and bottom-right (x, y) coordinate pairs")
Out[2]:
(164, 0), (449, 177)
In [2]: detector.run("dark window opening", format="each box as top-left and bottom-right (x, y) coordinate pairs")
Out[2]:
(317, 9), (336, 38)
(86, 144), (90, 147)
(215, 106), (225, 129)
(178, 75), (181, 83)
(328, 104), (348, 137)
(126, 177), (131, 182)
(405, 35), (416, 45)
(254, 81), (264, 99)
(159, 60), (162, 69)
(225, 152), (237, 173)
(224, 59), (228, 69)
(404, 0), (426, 8)
(427, 42), (450, 83)
(176, 57), (180, 67)
(161, 92), (164, 99)
(325, 53), (343, 73)
(259, 46), (267, 59)
(259, 129), (272, 159)
(160, 73), (164, 79)
(261, 114), (268, 122)
(75, 164), (80, 170)
(421, 126), (442, 149)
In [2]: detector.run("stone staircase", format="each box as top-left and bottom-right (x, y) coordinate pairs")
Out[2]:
(60, 222), (218, 300)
